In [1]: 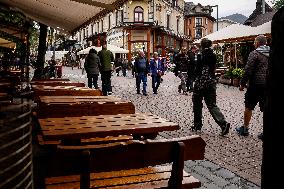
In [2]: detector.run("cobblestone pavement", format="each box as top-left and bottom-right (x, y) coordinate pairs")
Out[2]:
(62, 66), (262, 189)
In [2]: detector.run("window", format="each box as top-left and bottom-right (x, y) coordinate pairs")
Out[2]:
(177, 19), (179, 33)
(121, 10), (124, 23)
(108, 15), (111, 29)
(167, 14), (170, 30)
(134, 6), (144, 22)
(195, 28), (202, 39)
(196, 17), (202, 27)
(101, 20), (103, 32)
(116, 11), (118, 26)
(205, 18), (207, 25)
(172, 0), (176, 7)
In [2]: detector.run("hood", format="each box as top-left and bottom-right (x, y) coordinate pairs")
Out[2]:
(256, 45), (270, 57)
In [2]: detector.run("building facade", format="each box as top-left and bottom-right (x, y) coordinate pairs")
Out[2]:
(75, 0), (190, 60)
(184, 2), (215, 41)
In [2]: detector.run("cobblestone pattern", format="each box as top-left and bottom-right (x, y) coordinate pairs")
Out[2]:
(62, 67), (262, 188)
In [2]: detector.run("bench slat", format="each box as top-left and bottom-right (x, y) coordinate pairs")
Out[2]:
(46, 166), (200, 189)
(37, 134), (133, 146)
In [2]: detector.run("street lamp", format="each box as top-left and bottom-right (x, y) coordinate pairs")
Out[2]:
(210, 5), (219, 31)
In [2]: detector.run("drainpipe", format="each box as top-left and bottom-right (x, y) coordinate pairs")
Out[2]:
(262, 0), (265, 14)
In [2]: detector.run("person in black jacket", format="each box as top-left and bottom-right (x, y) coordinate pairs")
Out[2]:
(186, 45), (197, 92)
(84, 48), (101, 89)
(192, 38), (230, 136)
(174, 47), (190, 94)
(134, 50), (150, 96)
(236, 35), (270, 138)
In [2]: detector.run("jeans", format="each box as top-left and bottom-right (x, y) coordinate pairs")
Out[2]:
(192, 84), (226, 128)
(152, 75), (161, 93)
(136, 73), (147, 94)
(101, 71), (112, 96)
(87, 74), (99, 89)
(178, 72), (188, 92)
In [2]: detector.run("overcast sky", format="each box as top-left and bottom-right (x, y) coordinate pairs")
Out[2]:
(186, 0), (273, 18)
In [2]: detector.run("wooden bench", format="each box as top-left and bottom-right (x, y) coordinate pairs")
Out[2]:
(36, 135), (206, 189)
(37, 134), (134, 146)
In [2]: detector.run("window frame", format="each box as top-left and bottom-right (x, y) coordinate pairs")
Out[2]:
(134, 6), (144, 22)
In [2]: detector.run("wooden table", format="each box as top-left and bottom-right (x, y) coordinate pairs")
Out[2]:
(32, 85), (102, 101)
(30, 81), (85, 87)
(31, 78), (70, 82)
(38, 113), (179, 143)
(36, 96), (135, 118)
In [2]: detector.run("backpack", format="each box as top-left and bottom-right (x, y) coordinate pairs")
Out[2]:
(194, 55), (216, 91)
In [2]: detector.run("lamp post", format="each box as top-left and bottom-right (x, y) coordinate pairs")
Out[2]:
(211, 5), (219, 31)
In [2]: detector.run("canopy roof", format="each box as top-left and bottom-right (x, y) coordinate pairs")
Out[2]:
(1, 0), (126, 34)
(194, 21), (271, 44)
(0, 38), (16, 49)
(78, 44), (129, 55)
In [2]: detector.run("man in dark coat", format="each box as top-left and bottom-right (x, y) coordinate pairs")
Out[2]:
(84, 48), (101, 89)
(236, 35), (270, 138)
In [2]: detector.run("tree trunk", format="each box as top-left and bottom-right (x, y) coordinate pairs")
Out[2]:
(34, 23), (47, 79)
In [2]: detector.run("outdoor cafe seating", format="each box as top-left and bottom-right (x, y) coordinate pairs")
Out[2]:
(1, 77), (206, 189)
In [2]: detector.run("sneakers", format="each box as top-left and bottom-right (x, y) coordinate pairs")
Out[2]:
(178, 85), (182, 93)
(257, 133), (263, 140)
(221, 122), (230, 136)
(235, 126), (249, 136)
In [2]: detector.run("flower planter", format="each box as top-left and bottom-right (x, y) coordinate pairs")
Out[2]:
(218, 76), (232, 85)
(233, 78), (240, 87)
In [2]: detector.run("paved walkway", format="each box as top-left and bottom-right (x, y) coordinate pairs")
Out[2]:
(62, 66), (262, 189)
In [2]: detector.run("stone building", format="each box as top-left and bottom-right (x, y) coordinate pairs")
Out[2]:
(75, 0), (189, 60)
(184, 2), (215, 41)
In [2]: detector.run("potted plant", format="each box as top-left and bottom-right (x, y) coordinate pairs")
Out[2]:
(219, 67), (234, 85)
(231, 68), (244, 86)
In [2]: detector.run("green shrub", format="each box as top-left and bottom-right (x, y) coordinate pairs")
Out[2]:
(232, 68), (244, 79)
(223, 67), (234, 79)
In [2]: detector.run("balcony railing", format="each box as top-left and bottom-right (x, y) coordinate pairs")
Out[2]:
(122, 22), (155, 26)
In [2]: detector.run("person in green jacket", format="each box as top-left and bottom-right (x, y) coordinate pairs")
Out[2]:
(98, 44), (114, 96)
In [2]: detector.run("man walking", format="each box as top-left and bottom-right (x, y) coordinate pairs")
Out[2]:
(149, 52), (164, 94)
(192, 38), (230, 136)
(98, 44), (114, 96)
(134, 50), (149, 96)
(187, 45), (197, 92)
(236, 35), (270, 138)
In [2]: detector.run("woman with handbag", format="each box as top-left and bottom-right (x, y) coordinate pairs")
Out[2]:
(192, 38), (230, 136)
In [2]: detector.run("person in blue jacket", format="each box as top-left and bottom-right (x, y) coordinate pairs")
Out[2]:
(149, 52), (164, 94)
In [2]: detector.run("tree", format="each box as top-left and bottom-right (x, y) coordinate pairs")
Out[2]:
(270, 0), (284, 9)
